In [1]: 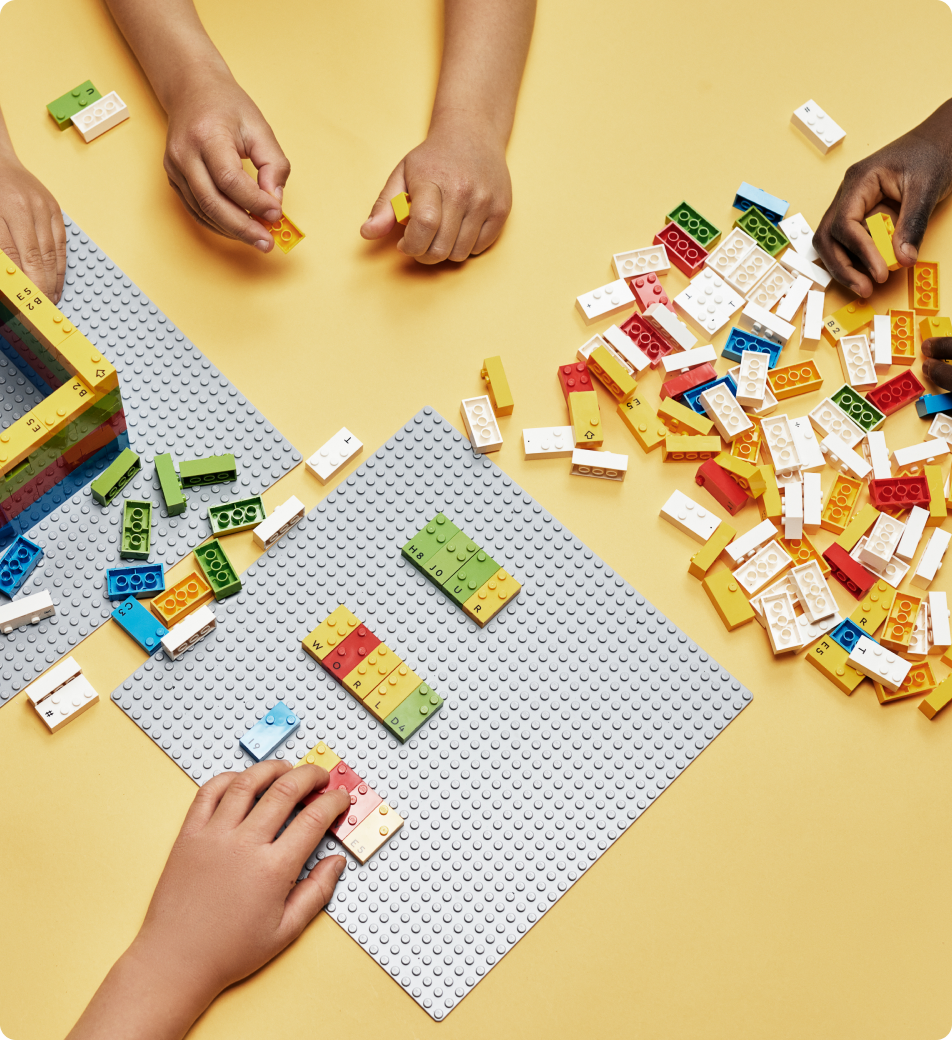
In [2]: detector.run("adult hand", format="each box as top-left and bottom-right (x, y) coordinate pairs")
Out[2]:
(921, 337), (952, 392)
(0, 156), (67, 302)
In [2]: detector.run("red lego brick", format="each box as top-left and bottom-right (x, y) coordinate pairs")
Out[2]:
(658, 363), (717, 401)
(321, 625), (381, 679)
(868, 476), (930, 511)
(557, 362), (594, 400)
(329, 780), (383, 838)
(631, 272), (672, 313)
(619, 312), (673, 368)
(822, 543), (878, 599)
(865, 371), (924, 416)
(695, 458), (748, 515)
(654, 222), (709, 278)
(303, 759), (365, 806)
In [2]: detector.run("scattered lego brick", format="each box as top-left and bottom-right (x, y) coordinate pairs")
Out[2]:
(865, 370), (924, 416)
(889, 308), (916, 365)
(822, 543), (877, 599)
(658, 363), (717, 402)
(734, 206), (790, 257)
(575, 278), (635, 324)
(150, 569), (212, 628)
(586, 345), (637, 402)
(557, 362), (594, 399)
(0, 590), (55, 634)
(120, 499), (152, 560)
(791, 99), (845, 153)
(919, 674), (952, 719)
(90, 447), (140, 505)
(106, 563), (164, 600)
(720, 327), (782, 368)
(208, 495), (266, 536)
(618, 312), (673, 367)
(689, 522), (736, 579)
(909, 261), (939, 315)
(702, 568), (755, 630)
(112, 596), (168, 655)
(480, 356), (514, 415)
(830, 384), (885, 432)
(179, 453), (237, 488)
(305, 427), (363, 484)
(654, 222), (709, 277)
(865, 212), (900, 272)
(768, 360), (822, 400)
(631, 272), (672, 313)
(0, 535), (43, 597)
(617, 396), (668, 452)
(661, 435), (721, 462)
(568, 390), (603, 447)
(254, 213), (305, 254)
(153, 453), (186, 516)
(161, 604), (216, 660)
(665, 201), (721, 248)
(47, 80), (101, 130)
(612, 244), (670, 281)
(461, 395), (504, 452)
(868, 476), (930, 512)
(252, 495), (304, 550)
(71, 91), (129, 142)
(194, 539), (242, 600)
(570, 448), (628, 482)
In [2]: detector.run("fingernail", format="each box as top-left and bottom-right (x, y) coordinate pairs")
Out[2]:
(396, 239), (406, 254)
(254, 239), (271, 253)
(274, 186), (283, 202)
(264, 208), (281, 222)
(335, 857), (347, 877)
(850, 284), (863, 297)
(900, 242), (918, 261)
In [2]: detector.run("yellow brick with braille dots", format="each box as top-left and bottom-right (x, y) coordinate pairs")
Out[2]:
(586, 345), (638, 403)
(866, 212), (900, 272)
(849, 580), (894, 636)
(661, 435), (721, 462)
(462, 568), (522, 626)
(295, 740), (341, 771)
(806, 638), (865, 695)
(702, 567), (755, 630)
(365, 663), (423, 721)
(568, 390), (603, 447)
(342, 644), (402, 700)
(301, 605), (361, 662)
(875, 661), (936, 704)
(919, 316), (952, 341)
(342, 803), (405, 863)
(617, 396), (667, 452)
(822, 299), (875, 344)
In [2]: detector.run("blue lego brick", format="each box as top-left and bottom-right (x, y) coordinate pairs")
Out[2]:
(732, 182), (789, 223)
(239, 701), (301, 761)
(721, 327), (784, 368)
(111, 596), (168, 655)
(681, 373), (738, 415)
(916, 393), (952, 419)
(830, 619), (873, 655)
(0, 536), (43, 597)
(107, 563), (165, 600)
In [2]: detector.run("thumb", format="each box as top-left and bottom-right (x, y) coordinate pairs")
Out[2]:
(360, 163), (406, 240)
(893, 176), (943, 265)
(280, 855), (346, 941)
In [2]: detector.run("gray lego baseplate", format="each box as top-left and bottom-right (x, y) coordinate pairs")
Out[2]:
(111, 407), (752, 1021)
(0, 216), (301, 701)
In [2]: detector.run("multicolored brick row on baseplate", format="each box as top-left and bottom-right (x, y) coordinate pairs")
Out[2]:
(302, 605), (443, 742)
(401, 512), (522, 625)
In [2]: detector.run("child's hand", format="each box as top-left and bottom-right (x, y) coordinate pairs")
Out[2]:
(922, 336), (952, 391)
(814, 99), (952, 298)
(360, 125), (512, 263)
(0, 156), (67, 302)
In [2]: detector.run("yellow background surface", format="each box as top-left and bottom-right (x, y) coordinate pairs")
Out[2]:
(2, 0), (952, 1037)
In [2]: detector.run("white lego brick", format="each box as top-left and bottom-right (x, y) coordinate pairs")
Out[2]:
(736, 350), (769, 408)
(837, 334), (877, 389)
(660, 344), (718, 373)
(761, 591), (803, 654)
(777, 247), (832, 289)
(71, 90), (130, 142)
(726, 364), (778, 416)
(745, 262), (796, 311)
(761, 414), (802, 472)
(459, 396), (503, 453)
(912, 528), (952, 589)
(858, 513), (906, 571)
(705, 227), (757, 281)
(775, 275), (812, 323)
(906, 603), (930, 659)
(782, 482), (803, 540)
(864, 429), (892, 480)
(161, 605), (217, 659)
(849, 636), (911, 691)
(252, 495), (305, 550)
(895, 506), (929, 562)
(850, 537), (910, 589)
(32, 674), (99, 733)
(672, 269), (744, 338)
(576, 278), (635, 324)
(796, 610), (843, 650)
(778, 213), (819, 263)
(891, 438), (950, 471)
(749, 572), (799, 625)
(660, 490), (721, 543)
(801, 289), (825, 348)
(738, 303), (795, 346)
(928, 591), (951, 654)
(699, 383), (752, 442)
(0, 590), (55, 635)
(724, 246), (776, 295)
(570, 448), (627, 482)
(612, 244), (670, 281)
(305, 427), (363, 484)
(789, 416), (825, 472)
(733, 540), (794, 596)
(809, 398), (864, 449)
(577, 332), (635, 375)
(792, 99), (846, 154)
(820, 433), (871, 481)
(523, 426), (575, 460)
(644, 302), (698, 351)
(23, 655), (82, 707)
(774, 468), (803, 489)
(871, 314), (892, 369)
(927, 413), (952, 443)
(602, 324), (651, 373)
(724, 519), (779, 566)
(802, 471), (822, 532)
(790, 560), (837, 623)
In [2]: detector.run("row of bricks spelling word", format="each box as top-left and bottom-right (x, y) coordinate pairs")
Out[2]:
(302, 605), (443, 743)
(237, 704), (403, 862)
(401, 513), (522, 626)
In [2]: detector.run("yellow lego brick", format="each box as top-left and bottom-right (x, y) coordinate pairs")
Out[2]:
(925, 464), (947, 527)
(866, 212), (900, 272)
(834, 503), (881, 552)
(688, 521), (735, 579)
(586, 345), (637, 403)
(364, 663), (423, 721)
(301, 605), (361, 662)
(568, 390), (603, 447)
(849, 579), (895, 636)
(821, 474), (862, 534)
(757, 464), (783, 523)
(919, 316), (952, 342)
(662, 435), (721, 462)
(254, 213), (305, 254)
(657, 397), (714, 437)
(889, 308), (916, 365)
(150, 569), (213, 628)
(730, 421), (762, 463)
(480, 356), (514, 416)
(702, 567), (755, 630)
(880, 591), (922, 652)
(617, 396), (668, 452)
(767, 359), (822, 400)
(909, 261), (939, 316)
(779, 532), (831, 575)
(822, 299), (875, 344)
(462, 568), (521, 626)
(713, 452), (767, 497)
(390, 191), (411, 225)
(919, 673), (952, 719)
(53, 329), (118, 395)
(295, 739), (341, 771)
(341, 644), (402, 700)
(342, 802), (404, 863)
(875, 660), (936, 704)
(805, 637), (866, 695)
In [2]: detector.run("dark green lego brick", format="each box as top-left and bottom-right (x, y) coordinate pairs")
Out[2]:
(733, 206), (790, 257)
(194, 539), (242, 600)
(422, 532), (479, 584)
(442, 550), (501, 605)
(120, 500), (152, 560)
(383, 681), (443, 743)
(208, 495), (266, 535)
(91, 447), (141, 505)
(665, 201), (720, 248)
(153, 453), (186, 516)
(47, 80), (102, 130)
(401, 513), (460, 569)
(179, 453), (238, 487)
(831, 384), (886, 432)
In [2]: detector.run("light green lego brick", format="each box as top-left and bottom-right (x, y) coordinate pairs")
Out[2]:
(383, 681), (443, 743)
(120, 500), (152, 560)
(194, 539), (241, 600)
(208, 495), (266, 535)
(153, 453), (186, 516)
(400, 513), (460, 570)
(90, 447), (141, 505)
(179, 454), (238, 487)
(47, 80), (102, 130)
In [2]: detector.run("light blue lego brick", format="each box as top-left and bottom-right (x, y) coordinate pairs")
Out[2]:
(681, 373), (738, 415)
(111, 596), (168, 655)
(721, 327), (784, 368)
(916, 393), (952, 419)
(732, 182), (789, 223)
(0, 536), (43, 597)
(106, 563), (165, 600)
(239, 701), (301, 761)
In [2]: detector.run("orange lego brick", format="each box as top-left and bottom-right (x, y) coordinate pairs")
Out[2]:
(662, 435), (721, 462)
(849, 580), (895, 636)
(919, 674), (952, 719)
(821, 474), (862, 534)
(767, 359), (823, 400)
(689, 522), (735, 579)
(909, 261), (939, 315)
(778, 532), (831, 575)
(730, 421), (762, 463)
(702, 567), (755, 631)
(150, 569), (213, 627)
(889, 309), (916, 365)
(880, 591), (922, 652)
(875, 660), (936, 704)
(617, 396), (668, 452)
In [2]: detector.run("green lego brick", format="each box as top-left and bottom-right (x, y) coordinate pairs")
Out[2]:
(830, 384), (887, 432)
(401, 513), (460, 569)
(194, 539), (242, 600)
(383, 681), (443, 743)
(46, 80), (102, 130)
(120, 500), (152, 560)
(208, 495), (266, 535)
(665, 201), (720, 248)
(422, 532), (480, 583)
(91, 447), (141, 505)
(178, 453), (238, 487)
(733, 205), (790, 257)
(442, 550), (501, 605)
(153, 453), (186, 516)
